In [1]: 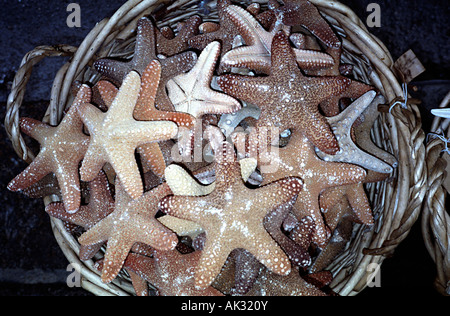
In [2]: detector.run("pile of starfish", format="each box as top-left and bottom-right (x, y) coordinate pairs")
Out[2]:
(8, 0), (397, 296)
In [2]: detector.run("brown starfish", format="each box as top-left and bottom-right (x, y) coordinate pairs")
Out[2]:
(258, 130), (367, 247)
(8, 85), (92, 213)
(159, 139), (303, 289)
(45, 170), (114, 260)
(78, 182), (178, 283)
(218, 31), (351, 155)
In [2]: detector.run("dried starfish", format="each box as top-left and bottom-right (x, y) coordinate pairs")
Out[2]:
(221, 4), (334, 74)
(259, 131), (366, 247)
(166, 41), (241, 119)
(316, 91), (394, 174)
(77, 71), (178, 200)
(8, 85), (92, 213)
(45, 170), (114, 260)
(124, 251), (223, 296)
(78, 182), (178, 283)
(218, 31), (351, 155)
(159, 139), (303, 289)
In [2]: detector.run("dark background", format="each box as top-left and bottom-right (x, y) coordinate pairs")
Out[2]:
(0, 0), (449, 296)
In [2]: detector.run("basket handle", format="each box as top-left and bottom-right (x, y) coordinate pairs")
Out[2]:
(5, 45), (77, 163)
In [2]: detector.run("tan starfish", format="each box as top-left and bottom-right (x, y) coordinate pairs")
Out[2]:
(78, 182), (178, 283)
(8, 85), (91, 213)
(77, 71), (178, 199)
(159, 139), (303, 289)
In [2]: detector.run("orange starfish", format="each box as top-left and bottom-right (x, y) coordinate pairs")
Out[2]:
(8, 85), (92, 213)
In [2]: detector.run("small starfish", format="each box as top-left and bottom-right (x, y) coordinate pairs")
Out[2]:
(259, 131), (367, 247)
(77, 71), (178, 199)
(78, 182), (178, 283)
(218, 31), (351, 155)
(21, 173), (61, 199)
(159, 140), (303, 289)
(166, 41), (241, 119)
(155, 15), (202, 56)
(45, 170), (114, 260)
(316, 91), (394, 174)
(8, 85), (92, 213)
(124, 251), (224, 296)
(221, 4), (334, 74)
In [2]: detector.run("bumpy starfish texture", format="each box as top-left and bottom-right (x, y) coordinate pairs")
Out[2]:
(77, 71), (178, 199)
(155, 15), (202, 56)
(21, 173), (61, 199)
(221, 4), (334, 74)
(134, 60), (196, 177)
(124, 251), (223, 296)
(8, 85), (92, 213)
(167, 41), (241, 118)
(159, 140), (303, 289)
(316, 91), (394, 174)
(245, 266), (327, 296)
(259, 131), (366, 247)
(46, 170), (114, 260)
(218, 31), (351, 155)
(78, 182), (178, 283)
(275, 0), (342, 75)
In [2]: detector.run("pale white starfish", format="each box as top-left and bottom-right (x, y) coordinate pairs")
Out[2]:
(315, 91), (394, 174)
(166, 41), (241, 118)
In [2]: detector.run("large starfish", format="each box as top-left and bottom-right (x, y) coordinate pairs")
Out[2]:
(221, 4), (334, 74)
(218, 31), (351, 155)
(315, 91), (394, 174)
(8, 85), (91, 213)
(259, 131), (366, 247)
(124, 251), (223, 296)
(77, 71), (178, 199)
(159, 139), (303, 289)
(166, 41), (241, 119)
(45, 170), (114, 260)
(78, 182), (178, 283)
(93, 17), (197, 111)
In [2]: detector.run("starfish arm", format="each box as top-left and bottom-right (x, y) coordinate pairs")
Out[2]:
(254, 177), (303, 214)
(159, 195), (208, 223)
(217, 74), (272, 106)
(346, 184), (374, 225)
(93, 80), (118, 110)
(77, 103), (104, 133)
(121, 121), (178, 146)
(105, 71), (141, 123)
(79, 243), (103, 261)
(106, 145), (144, 199)
(135, 60), (161, 117)
(54, 167), (81, 213)
(197, 90), (241, 117)
(19, 117), (54, 143)
(8, 154), (52, 192)
(78, 217), (112, 247)
(135, 222), (178, 251)
(301, 109), (339, 155)
(124, 253), (159, 288)
(46, 202), (87, 227)
(93, 58), (129, 86)
(293, 48), (334, 70)
(165, 164), (215, 196)
(131, 18), (157, 75)
(79, 145), (107, 182)
(101, 232), (135, 283)
(137, 142), (167, 178)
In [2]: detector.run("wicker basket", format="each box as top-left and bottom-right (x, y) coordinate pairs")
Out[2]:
(5, 0), (428, 296)
(423, 91), (450, 296)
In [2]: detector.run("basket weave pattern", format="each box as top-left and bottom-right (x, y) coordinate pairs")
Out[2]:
(5, 0), (428, 296)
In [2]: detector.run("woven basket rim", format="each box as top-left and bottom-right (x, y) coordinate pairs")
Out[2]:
(423, 90), (450, 296)
(5, 0), (428, 296)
